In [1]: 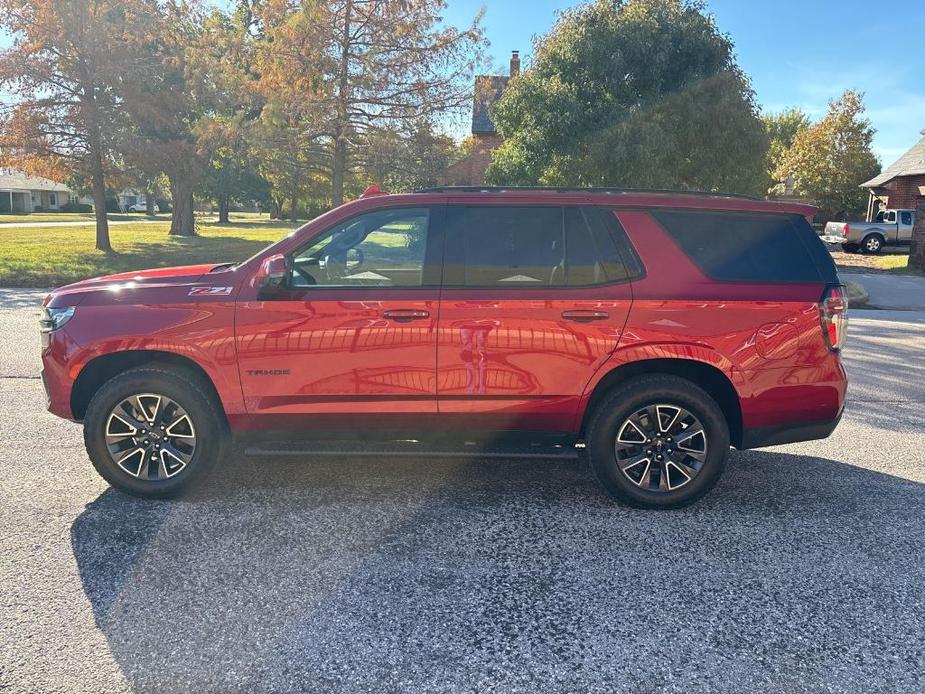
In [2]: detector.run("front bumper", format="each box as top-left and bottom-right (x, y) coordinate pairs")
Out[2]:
(41, 329), (79, 421)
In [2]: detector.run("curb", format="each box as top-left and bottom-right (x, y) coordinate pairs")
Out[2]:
(844, 280), (869, 308)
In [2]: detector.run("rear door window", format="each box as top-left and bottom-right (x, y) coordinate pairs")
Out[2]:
(650, 210), (823, 283)
(442, 206), (635, 287)
(444, 206), (563, 286)
(901, 211), (913, 226)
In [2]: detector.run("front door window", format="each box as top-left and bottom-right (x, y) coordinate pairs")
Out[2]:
(289, 208), (430, 288)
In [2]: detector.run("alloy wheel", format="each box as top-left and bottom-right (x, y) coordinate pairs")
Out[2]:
(104, 393), (197, 480)
(614, 403), (707, 492)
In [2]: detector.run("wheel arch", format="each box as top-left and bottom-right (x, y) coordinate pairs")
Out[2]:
(579, 358), (744, 448)
(70, 350), (227, 423)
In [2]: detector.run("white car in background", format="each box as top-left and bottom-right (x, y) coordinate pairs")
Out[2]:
(127, 203), (160, 213)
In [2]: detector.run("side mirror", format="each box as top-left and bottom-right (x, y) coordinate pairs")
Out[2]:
(253, 253), (288, 290)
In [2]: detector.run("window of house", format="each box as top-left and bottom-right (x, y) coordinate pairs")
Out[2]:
(48, 193), (57, 207)
(289, 208), (431, 288)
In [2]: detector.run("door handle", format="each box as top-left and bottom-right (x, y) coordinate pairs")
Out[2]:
(383, 309), (430, 322)
(561, 310), (609, 322)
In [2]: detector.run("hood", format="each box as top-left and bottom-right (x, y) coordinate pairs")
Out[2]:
(45, 264), (224, 307)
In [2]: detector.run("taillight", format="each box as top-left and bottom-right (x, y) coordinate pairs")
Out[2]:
(843, 223), (850, 237)
(820, 284), (848, 351)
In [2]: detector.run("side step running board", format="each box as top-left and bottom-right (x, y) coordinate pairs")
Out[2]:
(242, 443), (582, 461)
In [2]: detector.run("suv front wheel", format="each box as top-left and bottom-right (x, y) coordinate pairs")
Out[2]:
(83, 366), (228, 498)
(586, 375), (730, 509)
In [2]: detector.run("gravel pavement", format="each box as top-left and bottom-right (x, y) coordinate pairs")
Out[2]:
(2, 289), (924, 693)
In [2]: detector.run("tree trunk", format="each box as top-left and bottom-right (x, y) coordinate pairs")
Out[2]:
(169, 175), (196, 236)
(331, 0), (352, 207)
(290, 192), (298, 222)
(145, 190), (156, 216)
(218, 195), (230, 224)
(270, 198), (281, 219)
(331, 138), (347, 207)
(89, 136), (112, 253)
(909, 197), (925, 271)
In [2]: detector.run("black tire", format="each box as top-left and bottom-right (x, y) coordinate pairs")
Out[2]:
(860, 234), (884, 254)
(585, 374), (730, 509)
(83, 366), (228, 498)
(841, 243), (860, 253)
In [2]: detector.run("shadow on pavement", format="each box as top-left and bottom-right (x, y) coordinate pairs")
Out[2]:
(71, 450), (925, 692)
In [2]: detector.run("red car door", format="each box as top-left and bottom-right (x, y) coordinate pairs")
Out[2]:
(235, 205), (443, 432)
(436, 204), (635, 434)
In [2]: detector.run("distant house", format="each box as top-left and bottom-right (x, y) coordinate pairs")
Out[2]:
(862, 130), (925, 221)
(0, 170), (74, 214)
(439, 50), (520, 186)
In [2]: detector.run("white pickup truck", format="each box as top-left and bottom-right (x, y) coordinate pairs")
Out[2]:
(821, 209), (916, 254)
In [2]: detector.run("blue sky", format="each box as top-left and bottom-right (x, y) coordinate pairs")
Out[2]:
(444, 0), (925, 164)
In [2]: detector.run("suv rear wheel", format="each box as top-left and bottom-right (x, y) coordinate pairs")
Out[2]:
(83, 366), (227, 498)
(586, 375), (730, 509)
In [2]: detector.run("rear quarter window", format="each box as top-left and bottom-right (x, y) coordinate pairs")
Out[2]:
(650, 210), (829, 283)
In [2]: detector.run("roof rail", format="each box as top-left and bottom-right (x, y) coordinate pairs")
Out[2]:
(416, 185), (762, 201)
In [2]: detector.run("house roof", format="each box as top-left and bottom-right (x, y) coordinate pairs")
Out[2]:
(0, 171), (70, 192)
(863, 130), (925, 188)
(472, 75), (510, 135)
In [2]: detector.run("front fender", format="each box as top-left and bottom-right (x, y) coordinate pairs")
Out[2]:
(63, 302), (245, 416)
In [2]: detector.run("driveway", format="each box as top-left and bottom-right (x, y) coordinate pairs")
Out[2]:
(841, 270), (925, 311)
(2, 289), (924, 693)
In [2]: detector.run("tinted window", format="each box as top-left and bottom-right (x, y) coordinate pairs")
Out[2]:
(290, 208), (430, 287)
(444, 206), (563, 286)
(901, 211), (913, 226)
(564, 208), (635, 284)
(443, 206), (633, 287)
(885, 211), (896, 223)
(651, 210), (822, 283)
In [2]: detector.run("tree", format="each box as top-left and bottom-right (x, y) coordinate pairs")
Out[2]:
(484, 0), (768, 196)
(775, 90), (880, 219)
(363, 120), (462, 192)
(0, 0), (154, 252)
(116, 1), (211, 237)
(200, 116), (269, 224)
(762, 108), (810, 193)
(254, 0), (485, 206)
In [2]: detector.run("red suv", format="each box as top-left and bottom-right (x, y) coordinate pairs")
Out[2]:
(40, 188), (847, 508)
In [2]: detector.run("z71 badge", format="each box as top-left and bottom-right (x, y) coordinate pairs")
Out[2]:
(188, 286), (234, 296)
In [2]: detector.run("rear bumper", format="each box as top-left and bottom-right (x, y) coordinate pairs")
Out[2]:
(739, 406), (843, 449)
(737, 355), (847, 449)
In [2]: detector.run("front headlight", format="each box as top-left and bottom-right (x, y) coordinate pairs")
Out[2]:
(39, 306), (76, 333)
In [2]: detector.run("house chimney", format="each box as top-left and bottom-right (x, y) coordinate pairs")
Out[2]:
(510, 50), (520, 77)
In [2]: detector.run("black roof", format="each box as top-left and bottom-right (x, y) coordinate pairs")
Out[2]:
(471, 75), (510, 135)
(417, 185), (762, 201)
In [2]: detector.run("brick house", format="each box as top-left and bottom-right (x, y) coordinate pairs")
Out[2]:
(439, 51), (520, 186)
(862, 130), (925, 221)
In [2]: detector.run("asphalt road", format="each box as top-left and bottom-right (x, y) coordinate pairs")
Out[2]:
(2, 289), (924, 693)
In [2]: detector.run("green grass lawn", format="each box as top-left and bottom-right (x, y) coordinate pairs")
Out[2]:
(872, 254), (924, 275)
(0, 214), (297, 287)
